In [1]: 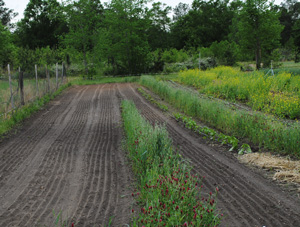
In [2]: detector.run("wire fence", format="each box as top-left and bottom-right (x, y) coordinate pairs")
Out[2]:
(0, 63), (68, 120)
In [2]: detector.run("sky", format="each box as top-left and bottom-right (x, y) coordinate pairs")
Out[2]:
(4, 0), (283, 23)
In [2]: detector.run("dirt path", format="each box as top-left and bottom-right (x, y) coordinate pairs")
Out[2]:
(0, 84), (134, 226)
(117, 83), (300, 227)
(1, 83), (300, 227)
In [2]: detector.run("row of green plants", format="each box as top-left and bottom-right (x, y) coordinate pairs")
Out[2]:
(139, 76), (300, 157)
(178, 66), (300, 119)
(137, 86), (251, 155)
(173, 113), (251, 155)
(137, 88), (168, 112)
(0, 83), (71, 137)
(121, 100), (221, 226)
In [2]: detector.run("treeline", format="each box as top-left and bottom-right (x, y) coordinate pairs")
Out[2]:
(0, 0), (300, 76)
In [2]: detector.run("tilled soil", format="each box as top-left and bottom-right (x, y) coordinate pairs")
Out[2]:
(117, 83), (300, 227)
(0, 83), (300, 227)
(0, 84), (134, 226)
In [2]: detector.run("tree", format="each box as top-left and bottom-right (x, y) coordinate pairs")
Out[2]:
(63, 0), (103, 75)
(0, 23), (16, 67)
(15, 0), (68, 49)
(236, 0), (283, 69)
(171, 0), (234, 49)
(278, 0), (300, 61)
(0, 0), (18, 27)
(146, 2), (172, 50)
(173, 3), (190, 22)
(293, 19), (300, 62)
(97, 0), (151, 75)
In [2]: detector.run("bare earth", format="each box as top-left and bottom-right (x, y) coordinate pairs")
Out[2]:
(0, 83), (299, 227)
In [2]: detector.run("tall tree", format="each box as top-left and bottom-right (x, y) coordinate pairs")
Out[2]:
(173, 2), (190, 22)
(98, 0), (151, 75)
(293, 19), (300, 62)
(237, 0), (283, 69)
(147, 2), (172, 50)
(0, 23), (16, 67)
(0, 0), (18, 27)
(15, 0), (68, 49)
(63, 0), (103, 75)
(171, 0), (234, 49)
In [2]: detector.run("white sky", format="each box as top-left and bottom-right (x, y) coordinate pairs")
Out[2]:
(4, 0), (283, 23)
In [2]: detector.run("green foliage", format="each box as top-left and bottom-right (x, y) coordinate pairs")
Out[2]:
(15, 0), (68, 49)
(137, 87), (168, 111)
(209, 41), (240, 66)
(238, 144), (252, 155)
(0, 23), (16, 67)
(236, 0), (283, 69)
(171, 0), (235, 49)
(147, 2), (172, 50)
(72, 76), (140, 85)
(121, 100), (221, 226)
(174, 113), (240, 151)
(140, 75), (300, 157)
(0, 0), (18, 27)
(63, 0), (103, 75)
(179, 67), (300, 119)
(97, 0), (151, 75)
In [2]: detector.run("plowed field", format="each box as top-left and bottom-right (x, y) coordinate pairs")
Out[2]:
(0, 83), (299, 227)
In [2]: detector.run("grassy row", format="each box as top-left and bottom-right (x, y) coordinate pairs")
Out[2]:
(137, 87), (247, 153)
(0, 83), (71, 137)
(137, 88), (169, 111)
(140, 76), (300, 157)
(71, 76), (140, 85)
(121, 100), (221, 226)
(178, 67), (300, 119)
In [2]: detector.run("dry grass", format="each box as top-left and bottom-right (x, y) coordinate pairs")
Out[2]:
(239, 153), (300, 186)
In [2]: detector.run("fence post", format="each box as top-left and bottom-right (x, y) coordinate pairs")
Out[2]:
(19, 68), (25, 105)
(35, 64), (39, 97)
(61, 62), (64, 84)
(8, 64), (14, 111)
(56, 62), (59, 90)
(46, 65), (50, 93)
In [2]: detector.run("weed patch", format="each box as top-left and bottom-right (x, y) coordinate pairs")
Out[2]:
(121, 100), (221, 226)
(140, 76), (300, 157)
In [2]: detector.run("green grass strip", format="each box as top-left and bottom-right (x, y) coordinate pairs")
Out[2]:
(121, 100), (221, 226)
(140, 76), (300, 157)
(71, 76), (140, 85)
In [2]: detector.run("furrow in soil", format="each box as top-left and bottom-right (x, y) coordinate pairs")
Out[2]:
(117, 83), (300, 227)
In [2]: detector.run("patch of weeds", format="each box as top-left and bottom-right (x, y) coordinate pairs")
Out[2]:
(174, 112), (245, 152)
(238, 144), (252, 155)
(121, 100), (221, 226)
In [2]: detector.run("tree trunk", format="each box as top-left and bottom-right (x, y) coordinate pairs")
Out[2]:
(83, 48), (88, 78)
(255, 37), (261, 70)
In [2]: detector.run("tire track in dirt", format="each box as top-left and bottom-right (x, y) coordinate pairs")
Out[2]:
(117, 83), (300, 227)
(0, 84), (134, 226)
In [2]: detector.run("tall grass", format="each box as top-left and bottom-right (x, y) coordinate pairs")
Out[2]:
(0, 78), (63, 114)
(72, 76), (140, 85)
(140, 76), (300, 157)
(0, 83), (71, 137)
(178, 67), (300, 119)
(122, 100), (221, 226)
